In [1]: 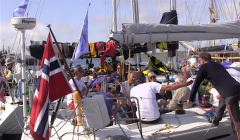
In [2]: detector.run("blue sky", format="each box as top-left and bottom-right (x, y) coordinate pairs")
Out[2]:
(0, 0), (238, 54)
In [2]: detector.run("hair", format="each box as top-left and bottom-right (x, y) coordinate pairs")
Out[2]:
(109, 88), (120, 95)
(199, 52), (211, 62)
(185, 66), (192, 75)
(175, 75), (185, 83)
(148, 72), (156, 77)
(127, 71), (135, 79)
(74, 66), (84, 75)
(117, 63), (121, 67)
(134, 72), (146, 85)
(181, 66), (192, 77)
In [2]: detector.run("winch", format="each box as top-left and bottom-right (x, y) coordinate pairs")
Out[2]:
(200, 94), (212, 108)
(175, 101), (185, 114)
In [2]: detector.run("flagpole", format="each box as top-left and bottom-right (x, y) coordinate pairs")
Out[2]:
(69, 1), (91, 68)
(47, 25), (83, 127)
(47, 25), (82, 98)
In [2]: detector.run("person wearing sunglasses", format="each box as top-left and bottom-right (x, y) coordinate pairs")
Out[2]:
(147, 72), (158, 82)
(67, 66), (87, 110)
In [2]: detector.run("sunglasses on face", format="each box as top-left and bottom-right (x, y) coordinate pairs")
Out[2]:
(117, 68), (121, 70)
(149, 76), (156, 79)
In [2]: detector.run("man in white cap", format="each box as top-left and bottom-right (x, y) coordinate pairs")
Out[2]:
(5, 58), (21, 81)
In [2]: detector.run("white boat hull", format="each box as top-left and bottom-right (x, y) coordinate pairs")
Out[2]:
(21, 102), (237, 140)
(0, 97), (24, 134)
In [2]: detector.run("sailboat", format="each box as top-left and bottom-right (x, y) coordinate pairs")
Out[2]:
(18, 0), (240, 140)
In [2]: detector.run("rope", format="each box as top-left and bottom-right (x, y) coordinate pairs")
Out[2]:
(151, 114), (181, 136)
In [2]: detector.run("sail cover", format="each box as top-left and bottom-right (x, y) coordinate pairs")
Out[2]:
(110, 20), (240, 43)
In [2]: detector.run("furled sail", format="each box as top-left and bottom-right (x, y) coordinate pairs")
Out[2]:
(110, 20), (240, 43)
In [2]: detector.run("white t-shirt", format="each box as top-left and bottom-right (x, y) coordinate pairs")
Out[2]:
(120, 81), (134, 94)
(67, 78), (86, 105)
(187, 77), (200, 106)
(188, 58), (197, 67)
(130, 82), (162, 121)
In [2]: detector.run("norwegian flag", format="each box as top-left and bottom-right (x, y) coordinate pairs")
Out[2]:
(29, 33), (72, 140)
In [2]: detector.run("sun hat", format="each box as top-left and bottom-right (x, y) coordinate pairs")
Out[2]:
(5, 58), (15, 65)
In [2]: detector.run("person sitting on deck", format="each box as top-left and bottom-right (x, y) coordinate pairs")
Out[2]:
(67, 66), (88, 110)
(108, 63), (127, 92)
(120, 72), (135, 94)
(146, 72), (170, 108)
(181, 66), (200, 106)
(167, 75), (193, 110)
(130, 72), (193, 124)
(96, 88), (121, 126)
(108, 63), (127, 83)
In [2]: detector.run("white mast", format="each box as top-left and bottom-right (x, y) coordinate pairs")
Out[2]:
(11, 17), (36, 121)
(170, 0), (178, 71)
(112, 0), (117, 32)
(131, 0), (140, 68)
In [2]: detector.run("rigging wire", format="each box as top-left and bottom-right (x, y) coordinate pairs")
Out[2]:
(189, 0), (199, 24)
(26, 0), (46, 46)
(233, 0), (238, 19)
(29, 0), (46, 42)
(224, 0), (233, 20)
(198, 0), (208, 24)
(219, 0), (228, 21)
(159, 0), (165, 13)
(193, 0), (203, 23)
(26, 0), (32, 17)
(184, 0), (194, 24)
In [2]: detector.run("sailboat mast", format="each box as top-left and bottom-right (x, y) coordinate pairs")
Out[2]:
(131, 0), (140, 68)
(210, 0), (216, 47)
(170, 0), (178, 71)
(112, 0), (117, 32)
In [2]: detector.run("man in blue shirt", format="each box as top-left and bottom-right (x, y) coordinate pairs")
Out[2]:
(96, 89), (121, 118)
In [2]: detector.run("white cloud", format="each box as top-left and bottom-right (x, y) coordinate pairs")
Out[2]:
(0, 21), (81, 54)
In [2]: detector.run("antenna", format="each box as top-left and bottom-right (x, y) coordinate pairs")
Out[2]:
(11, 17), (36, 121)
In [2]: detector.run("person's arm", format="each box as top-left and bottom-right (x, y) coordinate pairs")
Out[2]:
(188, 65), (207, 102)
(160, 80), (193, 93)
(107, 72), (114, 83)
(110, 102), (120, 118)
(81, 87), (88, 97)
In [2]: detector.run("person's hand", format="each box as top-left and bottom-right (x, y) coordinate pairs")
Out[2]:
(187, 100), (192, 104)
